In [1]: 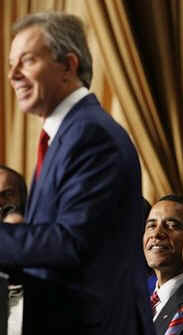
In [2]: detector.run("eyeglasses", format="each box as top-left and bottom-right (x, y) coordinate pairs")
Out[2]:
(0, 204), (17, 221)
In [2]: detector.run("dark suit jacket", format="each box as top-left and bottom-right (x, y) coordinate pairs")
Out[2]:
(0, 277), (8, 335)
(155, 284), (183, 335)
(0, 94), (155, 335)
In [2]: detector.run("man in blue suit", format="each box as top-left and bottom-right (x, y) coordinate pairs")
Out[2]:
(0, 11), (155, 335)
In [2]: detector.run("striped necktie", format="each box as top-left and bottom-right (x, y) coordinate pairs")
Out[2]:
(150, 291), (160, 316)
(35, 129), (50, 179)
(165, 306), (183, 335)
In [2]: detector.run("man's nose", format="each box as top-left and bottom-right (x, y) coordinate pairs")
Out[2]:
(8, 63), (23, 81)
(152, 223), (167, 239)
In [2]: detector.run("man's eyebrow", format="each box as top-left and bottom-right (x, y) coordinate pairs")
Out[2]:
(146, 218), (156, 224)
(145, 216), (183, 226)
(9, 52), (31, 64)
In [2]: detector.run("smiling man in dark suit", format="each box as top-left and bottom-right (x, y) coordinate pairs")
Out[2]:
(0, 11), (155, 335)
(144, 194), (183, 335)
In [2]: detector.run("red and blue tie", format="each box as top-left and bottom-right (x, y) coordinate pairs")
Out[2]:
(165, 306), (183, 335)
(150, 291), (160, 316)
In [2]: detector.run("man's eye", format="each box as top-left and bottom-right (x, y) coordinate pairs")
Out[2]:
(145, 222), (156, 230)
(6, 190), (13, 196)
(23, 57), (34, 65)
(3, 190), (14, 198)
(167, 221), (183, 230)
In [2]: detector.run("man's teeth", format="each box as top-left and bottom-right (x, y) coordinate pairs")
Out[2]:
(151, 245), (167, 250)
(17, 87), (28, 93)
(16, 87), (30, 98)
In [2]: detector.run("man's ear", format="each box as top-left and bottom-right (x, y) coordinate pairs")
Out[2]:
(64, 52), (79, 75)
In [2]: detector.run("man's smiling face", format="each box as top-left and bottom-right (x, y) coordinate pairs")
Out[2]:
(8, 25), (68, 118)
(143, 200), (183, 276)
(0, 169), (20, 208)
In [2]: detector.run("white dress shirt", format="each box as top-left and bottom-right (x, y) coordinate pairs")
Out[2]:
(153, 272), (183, 321)
(43, 87), (89, 144)
(8, 285), (23, 335)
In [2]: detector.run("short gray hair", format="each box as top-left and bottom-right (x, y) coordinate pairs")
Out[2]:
(12, 11), (93, 89)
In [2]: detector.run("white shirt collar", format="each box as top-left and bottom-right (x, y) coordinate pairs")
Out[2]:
(157, 272), (183, 305)
(152, 273), (183, 321)
(43, 87), (89, 144)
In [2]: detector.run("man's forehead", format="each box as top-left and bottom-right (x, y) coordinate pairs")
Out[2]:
(9, 26), (47, 61)
(0, 170), (14, 189)
(148, 200), (183, 218)
(0, 169), (9, 183)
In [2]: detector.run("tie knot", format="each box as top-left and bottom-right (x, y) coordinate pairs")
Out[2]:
(39, 129), (49, 144)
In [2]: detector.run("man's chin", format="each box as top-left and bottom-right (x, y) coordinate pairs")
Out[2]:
(18, 103), (42, 117)
(147, 257), (172, 270)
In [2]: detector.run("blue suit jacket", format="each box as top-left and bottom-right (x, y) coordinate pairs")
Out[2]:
(0, 94), (155, 335)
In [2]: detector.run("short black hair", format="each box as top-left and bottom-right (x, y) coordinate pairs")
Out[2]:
(142, 198), (152, 276)
(143, 197), (152, 220)
(0, 165), (27, 213)
(158, 194), (183, 205)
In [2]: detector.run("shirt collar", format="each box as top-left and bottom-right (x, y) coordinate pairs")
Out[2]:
(43, 87), (89, 144)
(156, 272), (183, 304)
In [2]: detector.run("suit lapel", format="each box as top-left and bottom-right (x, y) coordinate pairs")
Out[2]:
(26, 134), (62, 222)
(154, 284), (183, 335)
(25, 93), (99, 222)
(25, 172), (36, 218)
